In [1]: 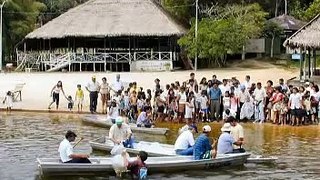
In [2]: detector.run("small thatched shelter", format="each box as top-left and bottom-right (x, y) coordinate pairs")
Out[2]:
(17, 0), (186, 72)
(284, 14), (320, 81)
(269, 15), (306, 34)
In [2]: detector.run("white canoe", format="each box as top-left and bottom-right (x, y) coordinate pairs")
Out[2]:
(90, 137), (176, 156)
(90, 137), (278, 163)
(82, 115), (169, 135)
(37, 153), (250, 175)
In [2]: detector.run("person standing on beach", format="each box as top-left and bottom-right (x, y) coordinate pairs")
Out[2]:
(112, 74), (124, 93)
(48, 81), (67, 110)
(209, 82), (222, 121)
(86, 76), (100, 113)
(100, 77), (111, 113)
(75, 84), (84, 113)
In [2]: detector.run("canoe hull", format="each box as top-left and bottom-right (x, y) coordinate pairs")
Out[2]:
(82, 115), (169, 135)
(37, 153), (250, 176)
(90, 137), (176, 156)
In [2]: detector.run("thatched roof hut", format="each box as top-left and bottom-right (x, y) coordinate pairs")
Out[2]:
(283, 14), (320, 49)
(269, 15), (306, 32)
(26, 0), (186, 39)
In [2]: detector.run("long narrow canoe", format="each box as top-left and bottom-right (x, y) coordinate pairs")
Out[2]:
(90, 137), (278, 163)
(37, 153), (250, 175)
(82, 115), (169, 135)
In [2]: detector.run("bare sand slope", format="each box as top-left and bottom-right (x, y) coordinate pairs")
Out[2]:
(0, 67), (297, 112)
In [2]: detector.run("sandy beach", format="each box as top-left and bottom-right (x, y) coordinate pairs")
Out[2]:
(0, 66), (298, 112)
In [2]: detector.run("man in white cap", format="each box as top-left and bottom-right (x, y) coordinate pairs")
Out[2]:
(217, 123), (244, 154)
(109, 117), (133, 148)
(86, 75), (100, 113)
(193, 125), (216, 160)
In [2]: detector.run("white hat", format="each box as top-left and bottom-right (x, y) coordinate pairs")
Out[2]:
(221, 123), (232, 132)
(203, 125), (212, 133)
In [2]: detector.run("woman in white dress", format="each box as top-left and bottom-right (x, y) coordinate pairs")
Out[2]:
(185, 92), (195, 122)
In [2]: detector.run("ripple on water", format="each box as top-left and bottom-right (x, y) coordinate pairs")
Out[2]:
(0, 112), (319, 180)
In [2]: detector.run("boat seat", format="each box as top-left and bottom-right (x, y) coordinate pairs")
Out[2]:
(12, 83), (25, 102)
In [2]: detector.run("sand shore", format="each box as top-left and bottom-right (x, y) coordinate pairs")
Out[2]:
(0, 67), (297, 113)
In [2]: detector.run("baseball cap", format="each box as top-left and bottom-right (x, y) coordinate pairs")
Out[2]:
(203, 125), (212, 133)
(189, 124), (198, 133)
(115, 117), (123, 125)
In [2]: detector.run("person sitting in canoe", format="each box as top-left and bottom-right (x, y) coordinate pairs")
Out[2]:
(193, 125), (217, 160)
(217, 123), (244, 154)
(228, 116), (245, 153)
(109, 117), (134, 148)
(123, 150), (148, 179)
(136, 106), (153, 128)
(58, 130), (91, 163)
(174, 124), (198, 155)
(178, 118), (193, 134)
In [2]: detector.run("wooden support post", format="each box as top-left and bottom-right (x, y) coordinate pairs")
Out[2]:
(314, 49), (317, 75)
(104, 37), (107, 72)
(93, 62), (96, 72)
(308, 48), (311, 79)
(303, 49), (306, 80)
(80, 62), (82, 72)
(299, 47), (303, 80)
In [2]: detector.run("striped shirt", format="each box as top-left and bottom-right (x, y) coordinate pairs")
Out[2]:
(193, 134), (211, 160)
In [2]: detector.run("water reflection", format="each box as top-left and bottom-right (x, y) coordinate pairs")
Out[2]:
(0, 112), (319, 180)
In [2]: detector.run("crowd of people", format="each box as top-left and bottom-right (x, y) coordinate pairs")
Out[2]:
(45, 72), (320, 127)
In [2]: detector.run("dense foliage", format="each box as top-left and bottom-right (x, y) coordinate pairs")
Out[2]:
(178, 3), (267, 67)
(1, 0), (319, 65)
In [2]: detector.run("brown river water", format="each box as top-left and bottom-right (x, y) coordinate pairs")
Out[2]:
(0, 112), (319, 180)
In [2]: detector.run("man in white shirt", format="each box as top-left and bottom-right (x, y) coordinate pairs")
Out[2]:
(219, 79), (231, 96)
(242, 75), (252, 90)
(253, 82), (267, 123)
(109, 117), (133, 148)
(86, 75), (100, 113)
(58, 130), (90, 163)
(228, 117), (245, 151)
(112, 74), (124, 93)
(174, 125), (198, 155)
(289, 87), (303, 125)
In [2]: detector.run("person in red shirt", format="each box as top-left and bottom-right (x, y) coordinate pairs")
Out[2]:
(123, 151), (148, 179)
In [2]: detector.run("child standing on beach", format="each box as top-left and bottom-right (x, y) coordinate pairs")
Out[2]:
(75, 84), (84, 112)
(3, 91), (13, 112)
(67, 96), (74, 111)
(199, 90), (209, 122)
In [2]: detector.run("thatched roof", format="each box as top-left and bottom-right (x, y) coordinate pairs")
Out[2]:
(284, 14), (320, 48)
(269, 15), (306, 31)
(26, 0), (186, 39)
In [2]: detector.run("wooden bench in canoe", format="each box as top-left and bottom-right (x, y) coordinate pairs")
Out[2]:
(82, 115), (169, 135)
(90, 137), (278, 164)
(37, 153), (250, 175)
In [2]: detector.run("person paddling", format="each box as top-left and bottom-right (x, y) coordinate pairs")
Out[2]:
(58, 130), (91, 163)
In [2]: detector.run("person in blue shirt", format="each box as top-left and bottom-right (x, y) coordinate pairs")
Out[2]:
(209, 82), (222, 121)
(193, 125), (216, 160)
(217, 123), (243, 154)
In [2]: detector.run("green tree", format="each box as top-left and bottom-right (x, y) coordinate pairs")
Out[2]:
(303, 0), (320, 21)
(2, 0), (46, 62)
(263, 21), (283, 58)
(162, 0), (192, 24)
(179, 3), (267, 67)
